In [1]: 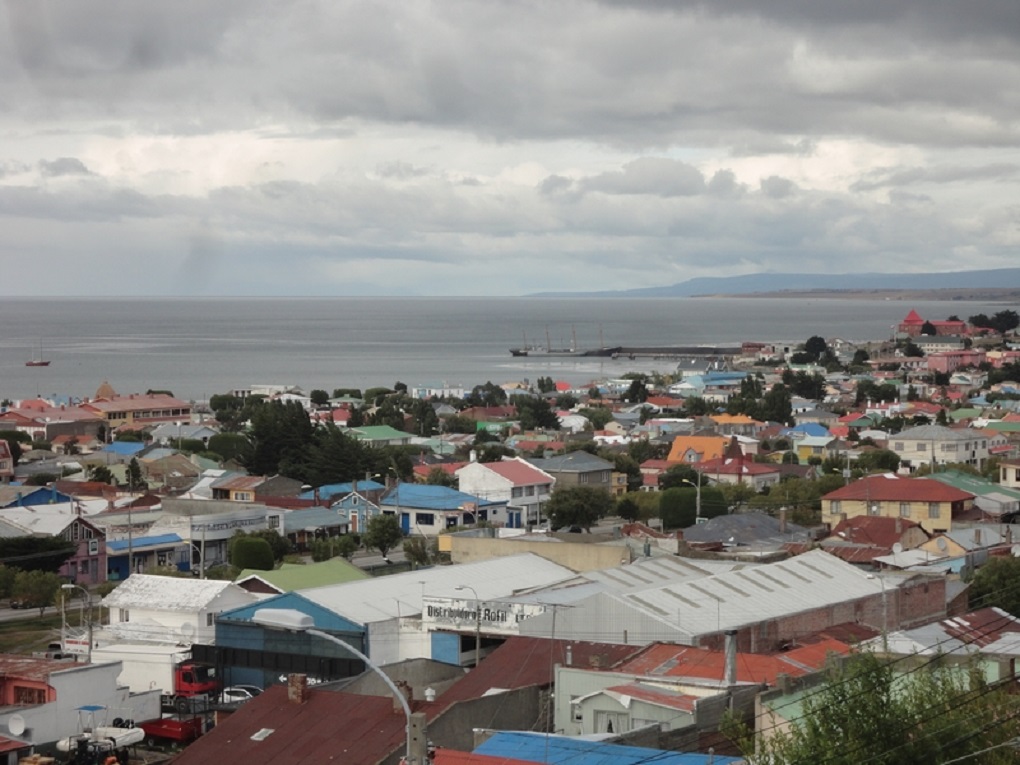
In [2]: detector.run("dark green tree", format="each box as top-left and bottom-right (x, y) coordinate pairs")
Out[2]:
(230, 536), (275, 570)
(578, 406), (614, 430)
(803, 335), (829, 360)
(89, 464), (114, 484)
(513, 395), (560, 430)
(425, 467), (457, 487)
(126, 458), (145, 491)
(206, 433), (249, 462)
(12, 569), (62, 615)
(624, 378), (649, 404)
(761, 383), (793, 424)
(969, 556), (1020, 615)
(616, 497), (641, 523)
(244, 400), (315, 477)
(364, 514), (403, 558)
(658, 464), (700, 490)
(309, 389), (330, 406)
(856, 449), (901, 473)
(920, 320), (936, 335)
(659, 487), (697, 529)
(730, 651), (1020, 765)
(545, 486), (614, 531)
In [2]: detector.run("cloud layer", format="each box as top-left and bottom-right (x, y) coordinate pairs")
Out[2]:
(1, 0), (1018, 295)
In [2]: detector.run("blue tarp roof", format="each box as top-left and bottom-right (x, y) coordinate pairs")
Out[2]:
(474, 732), (742, 764)
(781, 423), (831, 438)
(298, 480), (385, 500)
(381, 483), (502, 510)
(106, 533), (182, 552)
(102, 441), (147, 456)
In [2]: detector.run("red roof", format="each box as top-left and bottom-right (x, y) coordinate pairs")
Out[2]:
(822, 474), (973, 503)
(615, 640), (851, 686)
(901, 309), (924, 325)
(472, 459), (551, 486)
(940, 608), (1020, 647)
(603, 684), (697, 711)
(433, 751), (534, 765)
(172, 686), (408, 765)
(827, 515), (924, 548)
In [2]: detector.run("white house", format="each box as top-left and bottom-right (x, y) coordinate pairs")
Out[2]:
(456, 457), (556, 527)
(101, 574), (258, 646)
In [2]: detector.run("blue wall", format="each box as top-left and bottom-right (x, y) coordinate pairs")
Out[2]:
(431, 631), (461, 666)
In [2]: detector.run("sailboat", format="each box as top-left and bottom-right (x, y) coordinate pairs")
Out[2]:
(25, 341), (50, 367)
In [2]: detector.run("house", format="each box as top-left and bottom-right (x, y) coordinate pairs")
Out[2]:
(101, 573), (258, 646)
(708, 413), (764, 436)
(693, 438), (782, 491)
(331, 490), (384, 534)
(455, 458), (555, 528)
(666, 435), (731, 465)
(0, 442), (11, 484)
(928, 469), (1020, 521)
(80, 385), (192, 428)
(681, 510), (811, 553)
(0, 656), (159, 749)
(347, 425), (415, 447)
(819, 515), (929, 565)
(104, 533), (188, 581)
(210, 473), (304, 502)
(888, 424), (995, 472)
(526, 451), (616, 495)
(381, 483), (511, 534)
(148, 422), (220, 445)
(821, 473), (974, 533)
(897, 310), (968, 337)
(139, 451), (203, 490)
(57, 516), (106, 586)
(281, 505), (350, 550)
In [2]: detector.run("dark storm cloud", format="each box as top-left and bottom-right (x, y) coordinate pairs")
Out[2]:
(581, 158), (706, 197)
(38, 157), (89, 176)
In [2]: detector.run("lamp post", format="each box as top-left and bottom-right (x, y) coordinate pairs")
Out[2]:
(252, 608), (426, 764)
(61, 584), (93, 662)
(188, 541), (205, 579)
(455, 585), (482, 668)
(682, 478), (702, 521)
(866, 573), (888, 651)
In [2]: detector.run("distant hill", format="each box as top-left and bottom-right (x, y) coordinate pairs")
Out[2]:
(528, 268), (1020, 298)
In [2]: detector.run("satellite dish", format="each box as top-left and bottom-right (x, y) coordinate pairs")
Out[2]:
(937, 538), (948, 551)
(9, 714), (25, 736)
(892, 542), (903, 554)
(180, 622), (196, 641)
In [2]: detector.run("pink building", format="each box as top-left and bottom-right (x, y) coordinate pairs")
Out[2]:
(927, 349), (986, 374)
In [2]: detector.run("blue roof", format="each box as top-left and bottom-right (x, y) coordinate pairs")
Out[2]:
(106, 533), (183, 552)
(381, 483), (502, 511)
(298, 480), (385, 500)
(474, 732), (741, 764)
(0, 486), (73, 507)
(102, 441), (147, 456)
(781, 423), (831, 438)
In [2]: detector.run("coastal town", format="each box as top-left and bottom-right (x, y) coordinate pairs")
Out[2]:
(1, 306), (1020, 764)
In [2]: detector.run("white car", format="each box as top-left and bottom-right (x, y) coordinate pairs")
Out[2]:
(221, 685), (263, 704)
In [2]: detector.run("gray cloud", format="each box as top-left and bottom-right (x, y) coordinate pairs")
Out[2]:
(581, 158), (706, 197)
(38, 157), (90, 176)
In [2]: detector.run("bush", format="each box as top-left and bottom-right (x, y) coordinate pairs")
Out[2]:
(230, 537), (275, 571)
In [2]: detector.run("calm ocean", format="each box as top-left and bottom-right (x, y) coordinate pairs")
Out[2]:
(0, 297), (1009, 403)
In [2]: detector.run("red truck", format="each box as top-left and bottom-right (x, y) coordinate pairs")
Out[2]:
(138, 715), (205, 748)
(91, 644), (221, 712)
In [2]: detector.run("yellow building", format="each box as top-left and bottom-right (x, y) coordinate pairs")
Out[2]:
(821, 474), (973, 534)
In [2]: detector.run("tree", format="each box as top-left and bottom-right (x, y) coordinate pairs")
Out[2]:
(309, 389), (330, 406)
(126, 458), (145, 491)
(920, 320), (936, 335)
(334, 535), (358, 560)
(616, 497), (641, 523)
(248, 529), (291, 561)
(658, 464), (700, 490)
(206, 433), (249, 462)
(364, 514), (403, 558)
(512, 395), (560, 430)
(659, 487), (697, 529)
(425, 467), (457, 487)
(729, 651), (1020, 765)
(969, 556), (1020, 616)
(803, 335), (829, 360)
(760, 383), (793, 424)
(856, 449), (901, 473)
(243, 400), (315, 477)
(623, 378), (649, 404)
(578, 406), (614, 430)
(230, 536), (275, 570)
(12, 569), (61, 615)
(545, 486), (614, 531)
(89, 464), (114, 484)
(403, 537), (434, 568)
(0, 566), (16, 599)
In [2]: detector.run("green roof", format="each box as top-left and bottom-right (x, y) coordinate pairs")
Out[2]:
(349, 425), (416, 441)
(983, 421), (1020, 433)
(928, 470), (1020, 500)
(948, 408), (981, 421)
(236, 558), (369, 592)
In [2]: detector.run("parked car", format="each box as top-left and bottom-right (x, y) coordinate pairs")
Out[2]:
(221, 685), (263, 704)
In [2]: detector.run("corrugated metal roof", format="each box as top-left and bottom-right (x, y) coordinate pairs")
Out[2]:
(608, 550), (888, 637)
(106, 533), (182, 552)
(381, 483), (503, 510)
(301, 554), (577, 625)
(102, 574), (241, 612)
(473, 731), (741, 764)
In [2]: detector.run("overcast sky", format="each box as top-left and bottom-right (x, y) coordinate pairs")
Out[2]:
(2, 0), (1019, 296)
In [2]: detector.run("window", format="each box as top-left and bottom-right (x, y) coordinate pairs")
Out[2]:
(868, 502), (880, 516)
(894, 442), (904, 451)
(119, 609), (130, 622)
(511, 487), (523, 498)
(916, 443), (926, 452)
(899, 502), (910, 518)
(268, 516), (280, 529)
(928, 503), (940, 519)
(525, 486), (535, 496)
(415, 512), (435, 526)
(571, 696), (582, 723)
(830, 500), (841, 514)
(206, 613), (215, 627)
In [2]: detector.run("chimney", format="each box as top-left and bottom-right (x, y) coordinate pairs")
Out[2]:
(779, 508), (787, 534)
(394, 680), (413, 712)
(287, 674), (310, 704)
(724, 630), (738, 687)
(974, 528), (982, 545)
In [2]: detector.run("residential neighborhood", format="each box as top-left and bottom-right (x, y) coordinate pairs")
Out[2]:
(0, 307), (1019, 763)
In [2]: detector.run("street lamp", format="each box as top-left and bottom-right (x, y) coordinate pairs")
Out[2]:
(251, 608), (427, 765)
(681, 478), (702, 521)
(60, 584), (93, 662)
(455, 585), (481, 668)
(188, 541), (205, 579)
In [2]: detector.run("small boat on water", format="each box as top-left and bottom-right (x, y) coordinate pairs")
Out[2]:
(25, 341), (50, 366)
